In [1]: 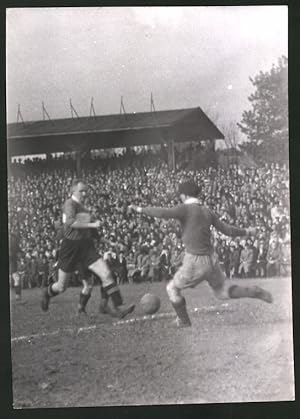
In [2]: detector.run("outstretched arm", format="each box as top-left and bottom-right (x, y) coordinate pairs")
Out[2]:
(211, 212), (256, 237)
(129, 204), (185, 220)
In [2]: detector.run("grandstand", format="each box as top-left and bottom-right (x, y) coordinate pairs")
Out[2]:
(7, 107), (224, 172)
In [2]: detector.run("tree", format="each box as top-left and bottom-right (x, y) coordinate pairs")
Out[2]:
(237, 56), (288, 162)
(220, 121), (240, 150)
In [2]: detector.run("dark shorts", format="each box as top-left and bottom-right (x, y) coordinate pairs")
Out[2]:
(58, 238), (100, 274)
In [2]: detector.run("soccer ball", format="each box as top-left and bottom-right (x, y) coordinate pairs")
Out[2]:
(140, 293), (160, 315)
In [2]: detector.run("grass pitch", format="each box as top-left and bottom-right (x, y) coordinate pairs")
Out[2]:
(10, 277), (294, 407)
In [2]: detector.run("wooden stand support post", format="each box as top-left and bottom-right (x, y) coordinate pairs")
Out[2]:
(76, 150), (82, 177)
(168, 139), (175, 171)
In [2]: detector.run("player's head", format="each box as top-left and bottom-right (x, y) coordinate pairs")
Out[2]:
(178, 180), (199, 203)
(71, 178), (88, 203)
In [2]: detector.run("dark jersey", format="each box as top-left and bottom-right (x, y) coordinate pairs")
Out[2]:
(142, 203), (247, 256)
(62, 198), (92, 241)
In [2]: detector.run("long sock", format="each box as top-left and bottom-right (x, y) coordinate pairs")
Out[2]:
(78, 292), (91, 312)
(103, 283), (123, 308)
(110, 290), (123, 308)
(15, 285), (21, 299)
(171, 297), (191, 325)
(228, 284), (260, 298)
(99, 285), (113, 314)
(99, 297), (109, 311)
(100, 285), (108, 302)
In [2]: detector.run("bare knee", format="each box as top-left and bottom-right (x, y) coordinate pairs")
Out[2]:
(55, 280), (67, 293)
(53, 270), (70, 293)
(82, 279), (93, 295)
(166, 280), (182, 304)
(12, 272), (20, 286)
(89, 259), (114, 287)
(166, 280), (174, 296)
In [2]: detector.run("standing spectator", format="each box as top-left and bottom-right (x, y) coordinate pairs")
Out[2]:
(136, 246), (151, 282)
(218, 245), (230, 277)
(127, 251), (138, 284)
(148, 247), (161, 282)
(24, 257), (32, 289)
(37, 253), (49, 287)
(229, 243), (240, 279)
(17, 257), (26, 290)
(280, 241), (291, 277)
(271, 199), (284, 222)
(238, 243), (254, 278)
(159, 246), (171, 281)
(116, 251), (128, 284)
(266, 239), (281, 277)
(251, 240), (259, 277)
(30, 256), (39, 288)
(256, 240), (268, 278)
(280, 223), (290, 244)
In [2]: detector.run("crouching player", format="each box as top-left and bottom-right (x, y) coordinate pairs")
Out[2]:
(41, 179), (134, 319)
(129, 180), (272, 328)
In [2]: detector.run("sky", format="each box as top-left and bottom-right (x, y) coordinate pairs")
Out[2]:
(6, 6), (288, 128)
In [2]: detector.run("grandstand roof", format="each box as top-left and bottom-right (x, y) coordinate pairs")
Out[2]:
(7, 107), (224, 156)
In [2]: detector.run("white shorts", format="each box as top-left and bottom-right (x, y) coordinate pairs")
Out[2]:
(173, 252), (225, 291)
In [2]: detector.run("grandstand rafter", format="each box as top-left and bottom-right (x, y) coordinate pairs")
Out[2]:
(7, 107), (224, 158)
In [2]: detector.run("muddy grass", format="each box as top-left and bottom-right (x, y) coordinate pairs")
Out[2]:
(10, 278), (294, 408)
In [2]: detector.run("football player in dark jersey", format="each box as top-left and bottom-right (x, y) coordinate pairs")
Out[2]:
(41, 179), (134, 319)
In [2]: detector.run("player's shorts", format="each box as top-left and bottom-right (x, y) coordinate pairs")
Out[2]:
(173, 252), (225, 291)
(58, 238), (100, 274)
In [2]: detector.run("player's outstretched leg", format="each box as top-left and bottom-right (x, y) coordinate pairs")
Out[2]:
(41, 269), (70, 311)
(211, 261), (273, 304)
(166, 280), (191, 328)
(227, 284), (273, 303)
(89, 258), (135, 319)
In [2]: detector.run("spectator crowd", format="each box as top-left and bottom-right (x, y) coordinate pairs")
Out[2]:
(8, 148), (291, 289)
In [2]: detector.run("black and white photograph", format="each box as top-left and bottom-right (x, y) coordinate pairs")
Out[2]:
(6, 6), (294, 408)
